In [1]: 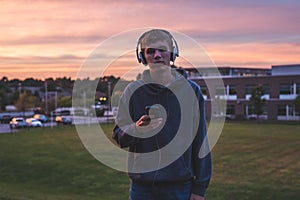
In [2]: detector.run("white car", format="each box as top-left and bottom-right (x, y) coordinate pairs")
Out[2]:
(10, 117), (28, 129)
(26, 118), (42, 127)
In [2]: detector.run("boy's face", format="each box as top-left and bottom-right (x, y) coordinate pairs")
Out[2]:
(143, 40), (171, 70)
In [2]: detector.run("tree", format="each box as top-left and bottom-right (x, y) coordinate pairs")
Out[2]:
(58, 96), (72, 107)
(0, 76), (11, 111)
(14, 91), (40, 113)
(0, 90), (8, 111)
(249, 84), (266, 118)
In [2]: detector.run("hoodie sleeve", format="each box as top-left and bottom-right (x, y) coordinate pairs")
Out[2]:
(191, 84), (212, 197)
(112, 86), (140, 148)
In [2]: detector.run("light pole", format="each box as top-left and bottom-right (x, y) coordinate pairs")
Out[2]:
(83, 91), (86, 108)
(107, 81), (111, 123)
(45, 81), (48, 116)
(107, 81), (111, 112)
(55, 91), (58, 111)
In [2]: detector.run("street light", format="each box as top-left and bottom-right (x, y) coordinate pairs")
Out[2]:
(107, 81), (111, 123)
(45, 81), (48, 115)
(108, 81), (111, 111)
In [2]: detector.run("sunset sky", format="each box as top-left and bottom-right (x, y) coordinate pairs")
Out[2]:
(1, 0), (299, 80)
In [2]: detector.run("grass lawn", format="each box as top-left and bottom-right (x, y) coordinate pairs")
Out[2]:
(207, 122), (300, 199)
(0, 122), (299, 199)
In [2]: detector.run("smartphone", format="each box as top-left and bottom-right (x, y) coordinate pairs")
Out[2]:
(145, 105), (160, 118)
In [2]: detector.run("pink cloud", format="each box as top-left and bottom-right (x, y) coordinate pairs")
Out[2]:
(0, 0), (299, 79)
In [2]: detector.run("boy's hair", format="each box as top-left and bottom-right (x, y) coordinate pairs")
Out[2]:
(140, 29), (173, 50)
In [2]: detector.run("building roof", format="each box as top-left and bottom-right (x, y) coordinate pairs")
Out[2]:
(271, 64), (300, 76)
(185, 66), (271, 78)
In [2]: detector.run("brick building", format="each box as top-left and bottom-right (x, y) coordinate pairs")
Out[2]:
(187, 64), (300, 121)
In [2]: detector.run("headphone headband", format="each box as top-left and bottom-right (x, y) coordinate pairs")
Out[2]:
(136, 29), (179, 66)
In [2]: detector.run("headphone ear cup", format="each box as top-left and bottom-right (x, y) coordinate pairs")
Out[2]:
(170, 47), (178, 62)
(138, 51), (147, 65)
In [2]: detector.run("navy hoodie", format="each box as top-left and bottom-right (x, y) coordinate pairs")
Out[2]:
(113, 69), (211, 196)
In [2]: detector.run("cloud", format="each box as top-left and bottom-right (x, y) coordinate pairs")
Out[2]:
(0, 34), (105, 46)
(0, 0), (299, 79)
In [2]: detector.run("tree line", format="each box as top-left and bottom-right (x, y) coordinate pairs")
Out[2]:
(0, 76), (132, 114)
(1, 77), (299, 118)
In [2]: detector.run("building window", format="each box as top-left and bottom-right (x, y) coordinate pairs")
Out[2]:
(228, 85), (237, 95)
(279, 84), (297, 99)
(244, 105), (268, 119)
(278, 105), (299, 116)
(262, 84), (270, 100)
(215, 85), (237, 100)
(226, 85), (237, 100)
(226, 105), (235, 115)
(289, 106), (297, 116)
(280, 84), (293, 95)
(263, 84), (269, 94)
(215, 85), (226, 100)
(245, 85), (254, 100)
(215, 86), (225, 95)
(244, 105), (255, 116)
(245, 84), (255, 95)
(245, 84), (269, 100)
(278, 105), (286, 115)
(277, 104), (299, 120)
(226, 105), (235, 119)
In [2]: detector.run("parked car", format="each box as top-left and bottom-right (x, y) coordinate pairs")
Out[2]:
(26, 118), (42, 127)
(10, 117), (28, 129)
(55, 116), (72, 125)
(33, 114), (48, 123)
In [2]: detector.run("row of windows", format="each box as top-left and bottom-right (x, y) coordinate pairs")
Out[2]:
(200, 83), (300, 97)
(225, 105), (299, 116)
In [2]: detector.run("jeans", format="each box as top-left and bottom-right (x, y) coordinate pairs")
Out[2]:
(129, 180), (192, 200)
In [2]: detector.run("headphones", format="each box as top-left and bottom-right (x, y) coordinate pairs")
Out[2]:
(136, 29), (179, 66)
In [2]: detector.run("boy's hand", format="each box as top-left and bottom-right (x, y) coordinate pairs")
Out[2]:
(190, 194), (204, 200)
(135, 115), (162, 134)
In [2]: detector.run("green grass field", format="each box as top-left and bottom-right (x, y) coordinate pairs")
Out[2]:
(0, 122), (299, 200)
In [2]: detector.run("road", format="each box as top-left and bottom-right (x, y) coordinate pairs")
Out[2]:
(0, 116), (115, 134)
(0, 123), (15, 133)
